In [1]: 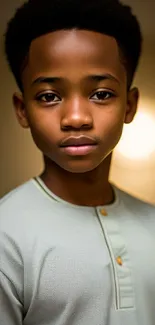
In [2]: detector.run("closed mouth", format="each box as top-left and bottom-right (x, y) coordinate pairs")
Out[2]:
(60, 135), (98, 148)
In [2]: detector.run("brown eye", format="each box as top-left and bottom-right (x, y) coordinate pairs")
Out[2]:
(90, 91), (115, 101)
(36, 92), (61, 103)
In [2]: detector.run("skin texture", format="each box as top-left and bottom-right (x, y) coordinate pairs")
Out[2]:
(13, 30), (139, 206)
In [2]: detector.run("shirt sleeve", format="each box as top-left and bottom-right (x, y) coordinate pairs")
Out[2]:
(0, 226), (24, 325)
(0, 270), (23, 325)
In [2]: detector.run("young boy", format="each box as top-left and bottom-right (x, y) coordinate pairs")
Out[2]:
(1, 0), (155, 324)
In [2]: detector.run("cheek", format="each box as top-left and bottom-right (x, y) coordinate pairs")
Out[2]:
(97, 105), (125, 151)
(27, 104), (57, 130)
(97, 106), (125, 135)
(26, 108), (59, 148)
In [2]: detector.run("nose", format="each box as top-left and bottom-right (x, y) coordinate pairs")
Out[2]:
(61, 97), (93, 130)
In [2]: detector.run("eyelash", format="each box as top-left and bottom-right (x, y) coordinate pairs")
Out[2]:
(36, 92), (61, 103)
(90, 90), (115, 101)
(36, 90), (115, 104)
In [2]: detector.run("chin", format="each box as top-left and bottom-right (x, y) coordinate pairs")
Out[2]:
(60, 160), (102, 174)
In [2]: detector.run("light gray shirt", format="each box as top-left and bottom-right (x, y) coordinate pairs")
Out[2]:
(0, 177), (155, 325)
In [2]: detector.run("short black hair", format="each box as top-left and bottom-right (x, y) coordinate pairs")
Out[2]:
(5, 0), (142, 91)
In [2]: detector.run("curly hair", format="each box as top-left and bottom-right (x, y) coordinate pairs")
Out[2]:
(5, 0), (142, 90)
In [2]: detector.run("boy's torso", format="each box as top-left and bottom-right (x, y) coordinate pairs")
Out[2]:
(1, 178), (155, 325)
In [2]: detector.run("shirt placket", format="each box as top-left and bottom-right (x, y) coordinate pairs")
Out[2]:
(96, 207), (135, 310)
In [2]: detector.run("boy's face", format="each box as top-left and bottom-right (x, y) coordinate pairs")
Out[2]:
(14, 30), (138, 173)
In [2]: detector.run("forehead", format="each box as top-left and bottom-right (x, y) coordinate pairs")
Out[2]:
(23, 29), (126, 84)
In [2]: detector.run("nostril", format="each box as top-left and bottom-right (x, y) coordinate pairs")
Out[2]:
(61, 125), (72, 131)
(61, 123), (93, 131)
(82, 123), (92, 129)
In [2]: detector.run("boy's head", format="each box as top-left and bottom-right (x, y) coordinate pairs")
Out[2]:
(4, 0), (142, 174)
(5, 0), (142, 91)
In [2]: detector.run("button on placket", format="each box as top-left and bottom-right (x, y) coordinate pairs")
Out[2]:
(96, 207), (135, 310)
(116, 256), (123, 266)
(100, 208), (108, 216)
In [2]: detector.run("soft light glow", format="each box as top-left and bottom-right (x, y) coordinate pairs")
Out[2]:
(116, 111), (155, 159)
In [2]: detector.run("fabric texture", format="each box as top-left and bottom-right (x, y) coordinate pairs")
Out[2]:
(0, 177), (155, 325)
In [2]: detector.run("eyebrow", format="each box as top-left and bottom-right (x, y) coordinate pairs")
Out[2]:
(31, 74), (120, 86)
(85, 74), (120, 84)
(32, 76), (61, 86)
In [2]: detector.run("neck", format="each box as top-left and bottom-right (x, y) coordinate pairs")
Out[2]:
(40, 154), (114, 206)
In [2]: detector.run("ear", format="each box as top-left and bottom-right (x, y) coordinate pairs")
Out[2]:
(124, 87), (139, 124)
(13, 92), (30, 128)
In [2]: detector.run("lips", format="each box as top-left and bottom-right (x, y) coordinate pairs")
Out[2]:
(59, 135), (98, 156)
(60, 135), (98, 147)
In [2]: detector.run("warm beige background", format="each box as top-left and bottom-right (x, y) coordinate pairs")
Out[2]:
(0, 0), (155, 203)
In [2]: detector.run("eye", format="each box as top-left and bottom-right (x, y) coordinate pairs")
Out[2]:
(90, 90), (115, 101)
(36, 92), (61, 103)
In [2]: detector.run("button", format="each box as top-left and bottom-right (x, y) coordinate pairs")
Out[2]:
(116, 256), (123, 266)
(100, 209), (108, 216)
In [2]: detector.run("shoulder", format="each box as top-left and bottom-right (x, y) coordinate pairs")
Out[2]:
(1, 178), (38, 205)
(0, 177), (57, 214)
(0, 177), (59, 236)
(115, 185), (155, 216)
(0, 179), (38, 217)
(0, 178), (57, 262)
(0, 178), (54, 233)
(0, 179), (38, 243)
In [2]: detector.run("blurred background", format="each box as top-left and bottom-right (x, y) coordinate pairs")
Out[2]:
(0, 0), (155, 203)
